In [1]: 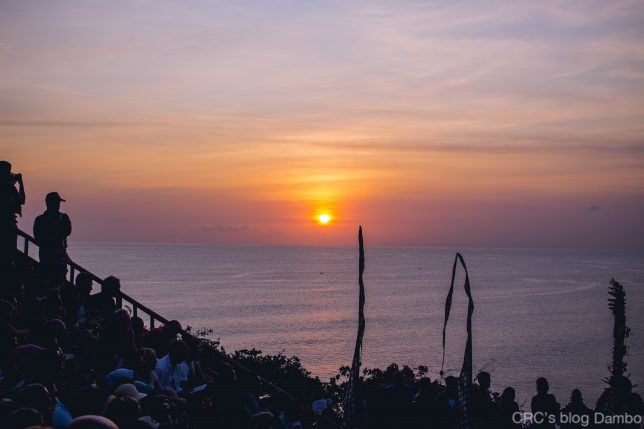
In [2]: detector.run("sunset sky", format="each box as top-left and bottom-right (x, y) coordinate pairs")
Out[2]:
(2, 0), (643, 247)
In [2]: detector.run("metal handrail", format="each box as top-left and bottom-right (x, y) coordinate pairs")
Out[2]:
(15, 228), (343, 427)
(17, 229), (169, 329)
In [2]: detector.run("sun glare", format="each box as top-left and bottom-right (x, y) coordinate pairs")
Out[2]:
(317, 214), (332, 225)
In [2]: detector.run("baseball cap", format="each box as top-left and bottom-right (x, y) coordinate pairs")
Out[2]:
(114, 383), (147, 401)
(46, 192), (66, 202)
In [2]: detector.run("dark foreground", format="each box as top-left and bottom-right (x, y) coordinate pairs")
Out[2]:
(2, 250), (643, 429)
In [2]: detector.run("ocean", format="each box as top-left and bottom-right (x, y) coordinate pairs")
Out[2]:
(69, 243), (644, 407)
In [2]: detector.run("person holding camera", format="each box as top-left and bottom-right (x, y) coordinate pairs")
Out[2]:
(0, 160), (26, 276)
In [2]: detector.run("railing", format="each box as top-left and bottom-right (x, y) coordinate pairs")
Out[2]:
(15, 228), (343, 427)
(17, 229), (169, 329)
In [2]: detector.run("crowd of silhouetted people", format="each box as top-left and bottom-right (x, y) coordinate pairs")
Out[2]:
(355, 366), (643, 428)
(2, 162), (643, 428)
(1, 257), (335, 429)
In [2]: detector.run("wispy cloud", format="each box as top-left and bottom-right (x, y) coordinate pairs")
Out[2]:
(0, 120), (145, 128)
(2, 0), (643, 246)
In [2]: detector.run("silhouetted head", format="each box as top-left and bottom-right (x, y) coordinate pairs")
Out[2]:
(571, 389), (583, 404)
(0, 160), (11, 180)
(536, 377), (549, 394)
(445, 376), (458, 396)
(110, 308), (131, 330)
(169, 340), (189, 366)
(163, 320), (183, 338)
(501, 387), (516, 403)
(391, 370), (405, 386)
(69, 415), (119, 429)
(45, 192), (65, 212)
(103, 396), (141, 428)
(402, 366), (414, 380)
(101, 276), (121, 296)
(76, 273), (93, 295)
(477, 371), (491, 390)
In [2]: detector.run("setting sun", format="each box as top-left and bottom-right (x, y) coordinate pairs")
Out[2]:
(317, 214), (332, 225)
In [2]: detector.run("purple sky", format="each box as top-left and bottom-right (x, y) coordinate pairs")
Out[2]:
(2, 0), (644, 247)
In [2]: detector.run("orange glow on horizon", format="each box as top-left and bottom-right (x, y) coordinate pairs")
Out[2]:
(3, 1), (644, 248)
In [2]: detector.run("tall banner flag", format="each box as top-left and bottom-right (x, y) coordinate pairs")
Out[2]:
(344, 226), (366, 428)
(441, 252), (475, 429)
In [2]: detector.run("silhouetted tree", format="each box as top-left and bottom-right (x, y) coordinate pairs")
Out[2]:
(607, 278), (630, 385)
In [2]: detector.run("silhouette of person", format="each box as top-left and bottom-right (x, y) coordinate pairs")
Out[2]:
(68, 272), (93, 327)
(561, 389), (592, 429)
(435, 376), (459, 429)
(531, 377), (560, 429)
(381, 370), (414, 428)
(33, 192), (72, 283)
(0, 161), (25, 275)
(89, 275), (121, 322)
(413, 377), (440, 427)
(497, 387), (521, 429)
(145, 319), (183, 357)
(472, 371), (496, 428)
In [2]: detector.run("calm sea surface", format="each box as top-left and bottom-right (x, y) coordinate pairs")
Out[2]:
(70, 244), (643, 406)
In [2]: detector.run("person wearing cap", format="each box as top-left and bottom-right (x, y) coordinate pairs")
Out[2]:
(33, 192), (72, 283)
(113, 383), (148, 401)
(0, 160), (25, 276)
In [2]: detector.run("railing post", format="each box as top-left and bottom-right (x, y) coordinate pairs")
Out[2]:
(115, 294), (122, 309)
(24, 237), (29, 256)
(133, 304), (138, 318)
(150, 315), (155, 329)
(69, 266), (75, 284)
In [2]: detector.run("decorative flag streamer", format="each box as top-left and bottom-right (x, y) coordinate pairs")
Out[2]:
(344, 226), (366, 428)
(441, 252), (475, 429)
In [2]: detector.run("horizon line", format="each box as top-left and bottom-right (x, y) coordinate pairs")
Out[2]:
(66, 239), (644, 253)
